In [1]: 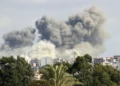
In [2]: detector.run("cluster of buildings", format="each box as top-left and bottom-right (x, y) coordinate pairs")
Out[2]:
(30, 55), (120, 80)
(30, 55), (120, 71)
(30, 57), (53, 72)
(30, 57), (53, 80)
(30, 57), (75, 80)
(30, 57), (74, 71)
(93, 55), (120, 71)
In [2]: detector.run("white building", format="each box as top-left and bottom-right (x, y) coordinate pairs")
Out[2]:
(94, 55), (120, 71)
(30, 57), (53, 72)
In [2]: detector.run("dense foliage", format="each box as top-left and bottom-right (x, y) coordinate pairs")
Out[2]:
(0, 54), (119, 86)
(38, 64), (82, 86)
(67, 54), (120, 86)
(31, 54), (120, 86)
(0, 56), (34, 86)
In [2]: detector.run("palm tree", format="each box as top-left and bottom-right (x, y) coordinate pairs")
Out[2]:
(39, 64), (82, 86)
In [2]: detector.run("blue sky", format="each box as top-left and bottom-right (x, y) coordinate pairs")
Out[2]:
(0, 0), (120, 57)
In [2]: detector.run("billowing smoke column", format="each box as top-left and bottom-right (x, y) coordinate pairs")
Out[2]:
(3, 27), (36, 49)
(0, 27), (36, 58)
(29, 40), (56, 59)
(35, 6), (108, 57)
(0, 6), (109, 59)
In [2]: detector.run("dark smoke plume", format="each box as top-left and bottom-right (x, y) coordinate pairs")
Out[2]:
(3, 27), (36, 49)
(35, 6), (108, 57)
(0, 6), (109, 58)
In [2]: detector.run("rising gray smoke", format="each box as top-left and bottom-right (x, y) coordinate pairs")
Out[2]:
(3, 27), (36, 49)
(0, 27), (36, 58)
(36, 6), (108, 57)
(0, 6), (108, 59)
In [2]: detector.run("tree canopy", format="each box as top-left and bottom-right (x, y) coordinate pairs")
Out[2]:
(0, 56), (34, 86)
(0, 54), (119, 86)
(38, 64), (82, 86)
(67, 54), (120, 86)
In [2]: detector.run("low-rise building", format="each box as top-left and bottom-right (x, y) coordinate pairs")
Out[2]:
(94, 55), (120, 71)
(94, 57), (105, 64)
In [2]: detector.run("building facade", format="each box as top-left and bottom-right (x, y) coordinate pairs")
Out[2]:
(93, 55), (120, 71)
